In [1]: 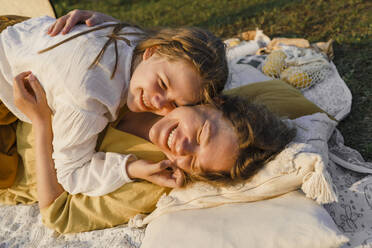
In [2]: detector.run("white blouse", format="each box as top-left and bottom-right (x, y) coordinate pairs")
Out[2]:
(0, 16), (141, 196)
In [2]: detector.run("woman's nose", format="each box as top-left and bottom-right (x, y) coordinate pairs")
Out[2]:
(175, 136), (193, 156)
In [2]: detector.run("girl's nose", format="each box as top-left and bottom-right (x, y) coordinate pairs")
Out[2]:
(152, 95), (174, 114)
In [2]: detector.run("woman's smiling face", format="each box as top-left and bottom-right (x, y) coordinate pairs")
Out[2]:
(149, 105), (239, 175)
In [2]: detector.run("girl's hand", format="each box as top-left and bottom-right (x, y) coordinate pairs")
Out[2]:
(48, 9), (120, 36)
(127, 159), (185, 188)
(13, 72), (51, 123)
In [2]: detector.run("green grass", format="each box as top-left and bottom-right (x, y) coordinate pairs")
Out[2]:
(52, 0), (372, 161)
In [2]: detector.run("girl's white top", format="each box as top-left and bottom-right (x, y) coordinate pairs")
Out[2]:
(0, 16), (141, 196)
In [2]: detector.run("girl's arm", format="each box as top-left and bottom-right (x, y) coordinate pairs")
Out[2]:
(48, 9), (120, 36)
(13, 72), (64, 208)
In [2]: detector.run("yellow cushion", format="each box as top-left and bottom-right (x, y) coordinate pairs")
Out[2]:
(0, 100), (19, 192)
(224, 79), (331, 120)
(0, 122), (37, 204)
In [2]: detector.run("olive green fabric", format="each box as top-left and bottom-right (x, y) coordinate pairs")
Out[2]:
(224, 79), (332, 120)
(41, 126), (171, 234)
(0, 15), (28, 190)
(0, 122), (37, 203)
(0, 101), (19, 189)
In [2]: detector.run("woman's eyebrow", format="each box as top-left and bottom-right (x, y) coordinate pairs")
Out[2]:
(202, 121), (211, 146)
(195, 121), (211, 172)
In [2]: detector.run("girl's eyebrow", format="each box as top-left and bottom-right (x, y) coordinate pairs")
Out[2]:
(162, 71), (171, 89)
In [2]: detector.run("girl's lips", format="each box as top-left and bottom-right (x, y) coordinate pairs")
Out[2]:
(139, 89), (151, 111)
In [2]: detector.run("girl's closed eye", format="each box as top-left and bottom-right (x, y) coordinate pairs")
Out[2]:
(159, 78), (179, 108)
(171, 101), (179, 108)
(159, 78), (167, 90)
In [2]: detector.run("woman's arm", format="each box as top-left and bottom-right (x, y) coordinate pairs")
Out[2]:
(48, 9), (120, 36)
(13, 72), (64, 208)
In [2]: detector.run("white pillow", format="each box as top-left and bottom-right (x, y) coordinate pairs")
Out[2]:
(141, 191), (348, 248)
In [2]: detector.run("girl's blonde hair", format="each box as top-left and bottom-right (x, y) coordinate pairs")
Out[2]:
(39, 23), (228, 101)
(132, 27), (228, 102)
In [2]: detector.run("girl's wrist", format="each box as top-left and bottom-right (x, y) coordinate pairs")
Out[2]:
(32, 116), (51, 129)
(126, 160), (146, 180)
(126, 160), (138, 180)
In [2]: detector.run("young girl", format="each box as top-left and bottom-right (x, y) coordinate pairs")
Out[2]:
(0, 14), (228, 196)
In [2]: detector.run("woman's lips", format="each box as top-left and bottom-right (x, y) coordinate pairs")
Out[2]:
(167, 127), (177, 150)
(162, 122), (178, 153)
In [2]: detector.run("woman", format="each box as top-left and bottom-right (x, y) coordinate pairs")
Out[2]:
(13, 72), (295, 233)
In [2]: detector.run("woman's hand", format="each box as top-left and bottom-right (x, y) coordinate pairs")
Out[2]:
(48, 9), (120, 36)
(13, 71), (51, 124)
(127, 159), (185, 188)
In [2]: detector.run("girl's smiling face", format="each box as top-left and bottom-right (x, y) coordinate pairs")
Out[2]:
(127, 48), (203, 116)
(149, 105), (239, 175)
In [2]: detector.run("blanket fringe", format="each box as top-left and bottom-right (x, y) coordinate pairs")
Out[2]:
(301, 168), (338, 204)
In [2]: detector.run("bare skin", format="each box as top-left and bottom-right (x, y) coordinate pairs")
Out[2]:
(48, 9), (119, 36)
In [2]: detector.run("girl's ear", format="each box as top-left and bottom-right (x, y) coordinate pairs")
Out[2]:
(143, 46), (158, 60)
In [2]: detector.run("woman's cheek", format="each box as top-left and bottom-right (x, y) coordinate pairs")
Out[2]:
(174, 156), (193, 174)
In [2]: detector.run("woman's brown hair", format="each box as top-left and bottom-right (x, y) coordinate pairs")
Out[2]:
(187, 94), (296, 185)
